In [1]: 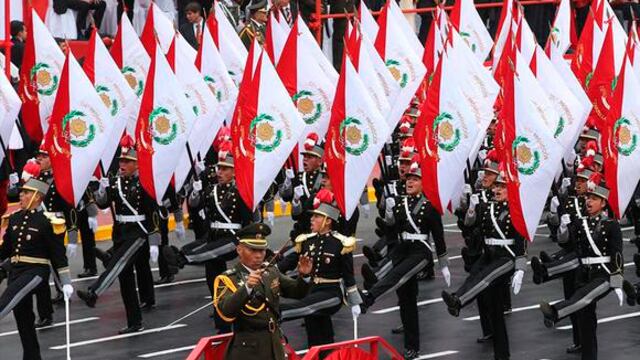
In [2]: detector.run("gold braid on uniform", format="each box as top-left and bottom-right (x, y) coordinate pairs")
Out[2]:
(213, 274), (266, 321)
(333, 232), (357, 254)
(294, 233), (316, 253)
(44, 212), (67, 235)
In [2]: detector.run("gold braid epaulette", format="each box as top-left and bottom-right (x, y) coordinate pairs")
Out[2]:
(333, 232), (357, 255)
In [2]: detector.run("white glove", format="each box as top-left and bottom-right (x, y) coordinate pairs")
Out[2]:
(560, 214), (571, 226)
(362, 203), (371, 218)
(88, 216), (99, 233)
(293, 185), (305, 200)
(351, 305), (361, 318)
(66, 244), (77, 258)
(174, 221), (186, 241)
(9, 172), (19, 186)
(511, 270), (524, 295)
(385, 197), (396, 210)
(99, 177), (110, 192)
(195, 160), (206, 175)
(150, 245), (159, 263)
(192, 180), (203, 192)
(441, 266), (451, 287)
(561, 177), (572, 191)
(469, 194), (480, 209)
(285, 168), (295, 180)
(62, 284), (74, 300)
(463, 184), (472, 195)
(266, 211), (275, 226)
(615, 288), (624, 307)
(550, 196), (560, 213)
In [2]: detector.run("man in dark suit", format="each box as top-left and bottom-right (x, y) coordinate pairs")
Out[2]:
(273, 0), (298, 26)
(9, 21), (26, 69)
(179, 2), (205, 50)
(178, 0), (214, 27)
(52, 0), (107, 39)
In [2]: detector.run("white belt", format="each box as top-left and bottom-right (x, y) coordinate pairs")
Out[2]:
(115, 214), (146, 223)
(210, 221), (242, 230)
(401, 232), (428, 241)
(485, 238), (515, 246)
(580, 256), (611, 265)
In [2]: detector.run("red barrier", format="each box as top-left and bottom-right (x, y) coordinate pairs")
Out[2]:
(303, 336), (403, 360)
(185, 333), (302, 360)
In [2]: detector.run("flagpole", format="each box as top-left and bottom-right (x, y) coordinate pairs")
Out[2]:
(185, 143), (200, 182)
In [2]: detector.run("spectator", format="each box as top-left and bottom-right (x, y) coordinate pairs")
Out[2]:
(180, 2), (205, 50)
(178, 0), (214, 26)
(53, 0), (107, 39)
(10, 21), (26, 68)
(273, 0), (298, 27)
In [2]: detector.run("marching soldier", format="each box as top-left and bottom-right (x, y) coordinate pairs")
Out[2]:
(239, 0), (268, 49)
(0, 178), (74, 360)
(360, 157), (448, 359)
(539, 173), (628, 360)
(279, 189), (362, 349)
(77, 136), (160, 334)
(442, 170), (527, 360)
(163, 141), (256, 333)
(213, 223), (312, 360)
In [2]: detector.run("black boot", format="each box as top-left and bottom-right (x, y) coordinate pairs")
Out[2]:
(35, 318), (53, 328)
(95, 248), (113, 267)
(623, 280), (637, 306)
(566, 344), (582, 354)
(362, 246), (381, 268)
(391, 325), (404, 334)
(77, 269), (97, 278)
(154, 275), (175, 285)
(441, 291), (461, 317)
(539, 302), (557, 328)
(162, 246), (187, 269)
(77, 289), (98, 308)
(359, 290), (374, 314)
(51, 292), (64, 305)
(539, 251), (553, 263)
(477, 334), (493, 343)
(530, 257), (545, 284)
(118, 323), (145, 334)
(361, 263), (378, 290)
(634, 253), (640, 277)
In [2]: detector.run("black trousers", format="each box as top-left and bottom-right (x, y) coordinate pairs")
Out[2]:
(563, 270), (581, 347)
(135, 240), (155, 306)
(478, 293), (493, 337)
(486, 278), (510, 359)
(62, 0), (107, 37)
(0, 265), (49, 360)
(77, 209), (97, 272)
(578, 302), (598, 360)
(158, 216), (171, 278)
(369, 241), (429, 300)
(89, 237), (147, 326)
(35, 271), (53, 320)
(398, 275), (419, 351)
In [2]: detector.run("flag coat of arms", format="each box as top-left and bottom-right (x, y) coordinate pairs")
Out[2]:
(0, 71), (21, 165)
(375, 2), (427, 128)
(213, 1), (248, 85)
(83, 28), (137, 172)
(449, 0), (494, 62)
(110, 13), (151, 126)
(19, 10), (65, 143)
(325, 53), (391, 219)
(602, 49), (640, 219)
(45, 52), (116, 206)
(168, 36), (222, 191)
(415, 51), (480, 214)
(232, 48), (306, 210)
(136, 41), (196, 203)
(501, 52), (564, 241)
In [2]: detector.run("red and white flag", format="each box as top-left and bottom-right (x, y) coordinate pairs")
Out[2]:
(544, 0), (577, 58)
(264, 12), (290, 64)
(500, 50), (564, 241)
(423, 9), (446, 79)
(415, 51), (480, 214)
(232, 46), (305, 210)
(358, 0), (379, 42)
(19, 10), (65, 143)
(296, 17), (338, 83)
(449, 0), (494, 62)
(585, 22), (616, 130)
(375, 2), (427, 127)
(213, 1), (248, 84)
(571, 3), (605, 88)
(387, 0), (423, 57)
(325, 51), (391, 219)
(45, 52), (116, 206)
(492, 0), (514, 66)
(135, 40), (196, 203)
(110, 13), (150, 123)
(83, 28), (136, 172)
(0, 71), (21, 165)
(602, 43), (640, 218)
(167, 35), (222, 191)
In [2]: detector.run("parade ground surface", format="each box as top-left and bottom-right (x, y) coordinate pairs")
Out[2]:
(2, 212), (640, 360)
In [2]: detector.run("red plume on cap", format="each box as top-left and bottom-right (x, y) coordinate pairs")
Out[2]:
(313, 188), (335, 209)
(584, 140), (598, 157)
(214, 126), (231, 149)
(401, 137), (416, 153)
(484, 148), (499, 164)
(22, 159), (41, 182)
(587, 172), (603, 191)
(584, 117), (596, 129)
(399, 119), (412, 134)
(120, 134), (135, 152)
(577, 155), (594, 172)
(218, 140), (232, 162)
(304, 132), (320, 151)
(408, 154), (422, 174)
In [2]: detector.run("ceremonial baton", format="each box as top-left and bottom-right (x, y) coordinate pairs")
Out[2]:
(65, 296), (71, 360)
(353, 313), (358, 345)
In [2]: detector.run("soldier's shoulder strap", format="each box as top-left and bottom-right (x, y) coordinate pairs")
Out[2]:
(43, 211), (67, 235)
(239, 25), (255, 38)
(332, 232), (356, 255)
(294, 232), (316, 253)
(213, 273), (238, 322)
(1, 210), (21, 229)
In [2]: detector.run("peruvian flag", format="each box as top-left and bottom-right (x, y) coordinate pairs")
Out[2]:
(83, 28), (136, 172)
(231, 45), (306, 210)
(19, 10), (65, 144)
(549, 49), (592, 112)
(110, 13), (150, 120)
(449, 0), (494, 62)
(358, 0), (379, 42)
(45, 51), (116, 206)
(422, 9), (445, 79)
(544, 0), (577, 58)
(415, 50), (480, 214)
(325, 51), (391, 219)
(514, 15), (538, 65)
(167, 35), (221, 191)
(296, 17), (338, 83)
(196, 15), (238, 148)
(492, 0), (514, 66)
(500, 48), (564, 241)
(0, 71), (21, 165)
(264, 12), (290, 64)
(629, 22), (640, 80)
(571, 4), (605, 88)
(531, 46), (589, 154)
(135, 40), (196, 203)
(602, 43), (640, 218)
(585, 22), (615, 131)
(375, 1), (427, 128)
(213, 1), (248, 85)
(277, 18), (335, 167)
(387, 0), (423, 56)
(140, 3), (198, 61)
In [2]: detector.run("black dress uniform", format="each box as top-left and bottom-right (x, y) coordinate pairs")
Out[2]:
(77, 146), (160, 332)
(540, 182), (624, 360)
(443, 197), (527, 360)
(214, 224), (310, 360)
(0, 181), (70, 360)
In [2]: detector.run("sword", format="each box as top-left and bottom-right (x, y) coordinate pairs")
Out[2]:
(65, 296), (71, 360)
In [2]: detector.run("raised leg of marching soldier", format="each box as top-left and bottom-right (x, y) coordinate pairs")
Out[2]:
(135, 240), (155, 310)
(77, 207), (98, 277)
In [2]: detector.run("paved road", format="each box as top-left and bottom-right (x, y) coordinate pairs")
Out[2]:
(2, 212), (640, 360)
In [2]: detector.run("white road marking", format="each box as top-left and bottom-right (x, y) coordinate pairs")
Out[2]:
(556, 311), (640, 330)
(416, 350), (459, 359)
(462, 301), (561, 321)
(49, 324), (187, 350)
(137, 345), (196, 358)
(0, 317), (100, 337)
(372, 298), (443, 315)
